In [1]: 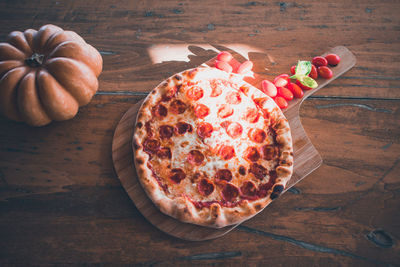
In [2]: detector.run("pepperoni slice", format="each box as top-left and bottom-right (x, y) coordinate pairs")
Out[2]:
(240, 181), (257, 198)
(170, 99), (187, 114)
(226, 91), (241, 104)
(162, 86), (178, 102)
(175, 122), (193, 135)
(261, 144), (277, 160)
(143, 139), (160, 154)
(244, 107), (260, 123)
(170, 168), (186, 184)
(221, 183), (239, 202)
(249, 163), (267, 180)
(257, 183), (271, 198)
(215, 169), (232, 182)
(218, 104), (234, 119)
(210, 79), (223, 97)
(197, 178), (214, 196)
(186, 86), (204, 101)
(218, 145), (235, 160)
(157, 147), (172, 159)
(249, 128), (266, 143)
(187, 150), (205, 166)
(196, 122), (213, 138)
(226, 122), (242, 139)
(194, 104), (210, 118)
(238, 166), (246, 175)
(159, 125), (174, 139)
(152, 104), (168, 118)
(245, 147), (260, 162)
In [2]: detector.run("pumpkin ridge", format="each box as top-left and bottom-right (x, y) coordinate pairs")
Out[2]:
(0, 66), (29, 121)
(0, 60), (24, 78)
(33, 24), (63, 54)
(17, 71), (52, 126)
(44, 30), (85, 52)
(36, 69), (79, 122)
(29, 27), (64, 65)
(45, 57), (98, 106)
(0, 43), (26, 62)
(48, 41), (102, 76)
(23, 29), (37, 53)
(6, 31), (32, 56)
(48, 40), (85, 60)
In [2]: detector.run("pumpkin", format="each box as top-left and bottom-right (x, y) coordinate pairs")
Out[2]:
(0, 24), (102, 126)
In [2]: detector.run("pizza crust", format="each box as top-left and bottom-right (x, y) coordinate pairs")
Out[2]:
(133, 67), (293, 228)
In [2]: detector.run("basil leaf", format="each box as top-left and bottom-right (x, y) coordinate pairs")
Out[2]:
(295, 61), (312, 76)
(299, 75), (318, 89)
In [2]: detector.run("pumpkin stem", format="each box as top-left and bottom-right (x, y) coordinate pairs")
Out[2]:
(25, 53), (45, 67)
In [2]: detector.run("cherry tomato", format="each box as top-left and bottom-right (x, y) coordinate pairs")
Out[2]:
(215, 60), (233, 73)
(217, 51), (233, 62)
(237, 60), (253, 74)
(325, 54), (341, 66)
(261, 80), (277, 97)
(318, 66), (333, 79)
(312, 56), (328, 67)
(287, 82), (304, 98)
(290, 65), (296, 75)
(309, 64), (318, 79)
(296, 79), (313, 90)
(273, 74), (290, 88)
(274, 96), (288, 109)
(277, 87), (293, 101)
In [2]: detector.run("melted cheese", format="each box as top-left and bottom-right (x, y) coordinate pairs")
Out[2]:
(146, 69), (279, 202)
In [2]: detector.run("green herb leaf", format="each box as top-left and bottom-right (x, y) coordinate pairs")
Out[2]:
(299, 75), (318, 89)
(289, 60), (317, 89)
(295, 60), (312, 76)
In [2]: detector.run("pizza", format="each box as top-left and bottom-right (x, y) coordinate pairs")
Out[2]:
(133, 67), (293, 228)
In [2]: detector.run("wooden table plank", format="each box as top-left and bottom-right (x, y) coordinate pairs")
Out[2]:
(0, 1), (399, 98)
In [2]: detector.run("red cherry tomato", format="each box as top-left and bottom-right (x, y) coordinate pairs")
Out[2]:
(277, 87), (293, 101)
(296, 79), (313, 90)
(318, 66), (333, 79)
(274, 96), (288, 109)
(217, 51), (233, 62)
(237, 60), (253, 74)
(325, 54), (341, 66)
(215, 60), (233, 73)
(273, 74), (290, 88)
(287, 82), (304, 98)
(312, 56), (328, 67)
(290, 65), (296, 75)
(261, 80), (277, 98)
(309, 64), (318, 79)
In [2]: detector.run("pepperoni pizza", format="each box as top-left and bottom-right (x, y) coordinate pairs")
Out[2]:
(133, 67), (293, 228)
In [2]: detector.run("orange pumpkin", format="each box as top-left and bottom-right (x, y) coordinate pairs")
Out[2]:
(0, 24), (102, 126)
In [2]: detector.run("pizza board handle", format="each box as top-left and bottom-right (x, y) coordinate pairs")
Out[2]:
(283, 46), (356, 189)
(112, 46), (356, 241)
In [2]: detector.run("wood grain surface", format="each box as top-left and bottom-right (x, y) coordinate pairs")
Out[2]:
(0, 0), (399, 266)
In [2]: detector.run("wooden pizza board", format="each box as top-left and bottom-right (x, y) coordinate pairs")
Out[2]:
(112, 46), (356, 241)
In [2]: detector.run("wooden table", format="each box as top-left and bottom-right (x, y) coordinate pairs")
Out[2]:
(0, 1), (399, 265)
